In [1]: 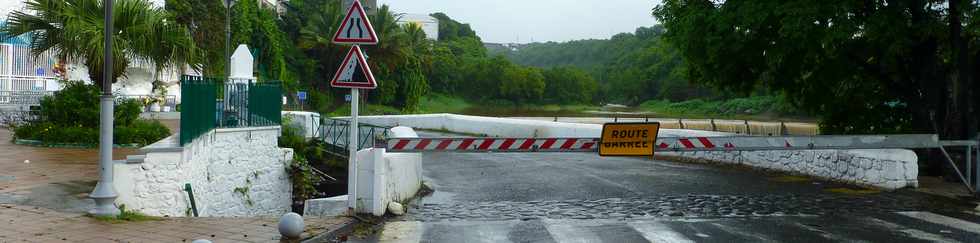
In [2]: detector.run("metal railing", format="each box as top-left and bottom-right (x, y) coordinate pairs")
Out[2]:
(115, 95), (178, 112)
(0, 90), (54, 105)
(317, 118), (391, 158)
(179, 75), (283, 145)
(0, 75), (57, 92)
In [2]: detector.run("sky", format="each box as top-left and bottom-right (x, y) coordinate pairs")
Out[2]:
(379, 0), (661, 44)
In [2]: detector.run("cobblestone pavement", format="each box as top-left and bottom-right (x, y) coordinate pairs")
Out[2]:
(406, 194), (930, 222)
(0, 129), (138, 196)
(0, 127), (354, 242)
(357, 131), (980, 242)
(0, 203), (353, 242)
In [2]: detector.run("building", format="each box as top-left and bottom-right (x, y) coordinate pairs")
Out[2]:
(343, 0), (377, 15)
(1, 0), (176, 107)
(397, 14), (439, 40)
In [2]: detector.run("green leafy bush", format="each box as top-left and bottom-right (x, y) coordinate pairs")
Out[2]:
(639, 95), (803, 118)
(13, 81), (171, 146)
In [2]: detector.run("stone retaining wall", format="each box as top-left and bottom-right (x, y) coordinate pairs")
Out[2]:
(115, 126), (294, 217)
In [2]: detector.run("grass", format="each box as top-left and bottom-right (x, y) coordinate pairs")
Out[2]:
(768, 175), (812, 183)
(327, 104), (404, 117)
(824, 187), (881, 195)
(419, 94), (472, 114)
(88, 205), (162, 224)
(637, 96), (813, 121)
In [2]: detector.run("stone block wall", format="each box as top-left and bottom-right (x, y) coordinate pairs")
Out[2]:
(115, 126), (293, 217)
(662, 149), (918, 189)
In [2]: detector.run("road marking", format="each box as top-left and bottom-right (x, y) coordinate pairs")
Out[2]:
(866, 217), (959, 243)
(378, 221), (422, 243)
(543, 220), (603, 243)
(897, 211), (980, 235)
(709, 222), (772, 242)
(793, 222), (839, 240)
(627, 221), (694, 243)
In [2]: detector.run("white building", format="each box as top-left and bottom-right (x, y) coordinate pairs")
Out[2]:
(1, 0), (178, 104)
(397, 13), (439, 40)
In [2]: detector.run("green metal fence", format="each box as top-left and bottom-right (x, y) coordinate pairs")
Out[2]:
(248, 81), (282, 127)
(179, 75), (282, 145)
(180, 76), (217, 145)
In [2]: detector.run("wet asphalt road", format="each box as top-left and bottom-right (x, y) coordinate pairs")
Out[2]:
(351, 132), (980, 242)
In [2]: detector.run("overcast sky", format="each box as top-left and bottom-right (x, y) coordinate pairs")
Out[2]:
(379, 0), (661, 44)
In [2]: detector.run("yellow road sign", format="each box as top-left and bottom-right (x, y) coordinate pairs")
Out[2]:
(599, 123), (660, 156)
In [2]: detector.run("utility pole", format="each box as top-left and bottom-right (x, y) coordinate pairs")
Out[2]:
(225, 0), (232, 78)
(89, 0), (120, 217)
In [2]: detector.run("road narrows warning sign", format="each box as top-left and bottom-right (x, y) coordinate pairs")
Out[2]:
(332, 0), (378, 44)
(330, 45), (377, 89)
(599, 123), (661, 157)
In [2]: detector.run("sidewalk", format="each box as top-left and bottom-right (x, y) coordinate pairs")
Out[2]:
(0, 127), (354, 242)
(0, 203), (353, 242)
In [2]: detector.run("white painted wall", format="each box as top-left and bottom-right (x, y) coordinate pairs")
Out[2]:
(352, 114), (919, 190)
(282, 111), (321, 139)
(336, 126), (423, 216)
(115, 126), (294, 217)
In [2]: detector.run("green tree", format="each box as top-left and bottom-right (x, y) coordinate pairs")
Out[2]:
(543, 67), (598, 104)
(230, 0), (292, 81)
(653, 0), (978, 137)
(500, 66), (545, 104)
(165, 0), (227, 77)
(430, 12), (479, 41)
(4, 0), (200, 88)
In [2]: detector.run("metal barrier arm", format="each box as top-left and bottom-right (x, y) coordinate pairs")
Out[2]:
(388, 137), (601, 153)
(386, 134), (942, 153)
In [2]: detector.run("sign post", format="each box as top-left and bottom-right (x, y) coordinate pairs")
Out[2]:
(331, 0), (378, 214)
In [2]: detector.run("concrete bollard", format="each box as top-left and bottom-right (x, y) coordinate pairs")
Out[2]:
(278, 212), (305, 239)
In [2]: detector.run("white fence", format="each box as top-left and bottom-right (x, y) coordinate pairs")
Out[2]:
(0, 43), (60, 92)
(0, 42), (61, 106)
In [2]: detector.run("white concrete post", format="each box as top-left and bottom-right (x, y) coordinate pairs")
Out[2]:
(372, 147), (385, 216)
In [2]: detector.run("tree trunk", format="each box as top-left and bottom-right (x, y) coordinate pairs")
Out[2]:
(947, 0), (970, 141)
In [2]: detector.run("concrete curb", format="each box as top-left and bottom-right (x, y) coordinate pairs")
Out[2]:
(303, 217), (358, 243)
(13, 139), (142, 148)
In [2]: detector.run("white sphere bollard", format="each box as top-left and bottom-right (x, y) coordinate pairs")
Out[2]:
(278, 212), (305, 239)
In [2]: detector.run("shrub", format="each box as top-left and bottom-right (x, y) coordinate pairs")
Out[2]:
(114, 120), (172, 145)
(39, 81), (101, 127)
(14, 81), (172, 146)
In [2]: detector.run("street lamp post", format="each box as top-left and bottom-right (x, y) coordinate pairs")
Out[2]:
(89, 0), (120, 217)
(225, 0), (233, 78)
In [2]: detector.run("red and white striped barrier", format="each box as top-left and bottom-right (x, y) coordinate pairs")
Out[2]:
(385, 134), (938, 153)
(387, 138), (599, 152)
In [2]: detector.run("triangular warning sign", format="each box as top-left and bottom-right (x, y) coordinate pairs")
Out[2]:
(332, 0), (378, 45)
(331, 45), (377, 89)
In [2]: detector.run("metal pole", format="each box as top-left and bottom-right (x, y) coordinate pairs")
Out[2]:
(348, 88), (359, 212)
(89, 0), (120, 217)
(938, 145), (975, 193)
(967, 145), (972, 187)
(225, 0), (232, 78)
(975, 133), (980, 194)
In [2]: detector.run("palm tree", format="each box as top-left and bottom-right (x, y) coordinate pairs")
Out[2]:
(3, 0), (200, 89)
